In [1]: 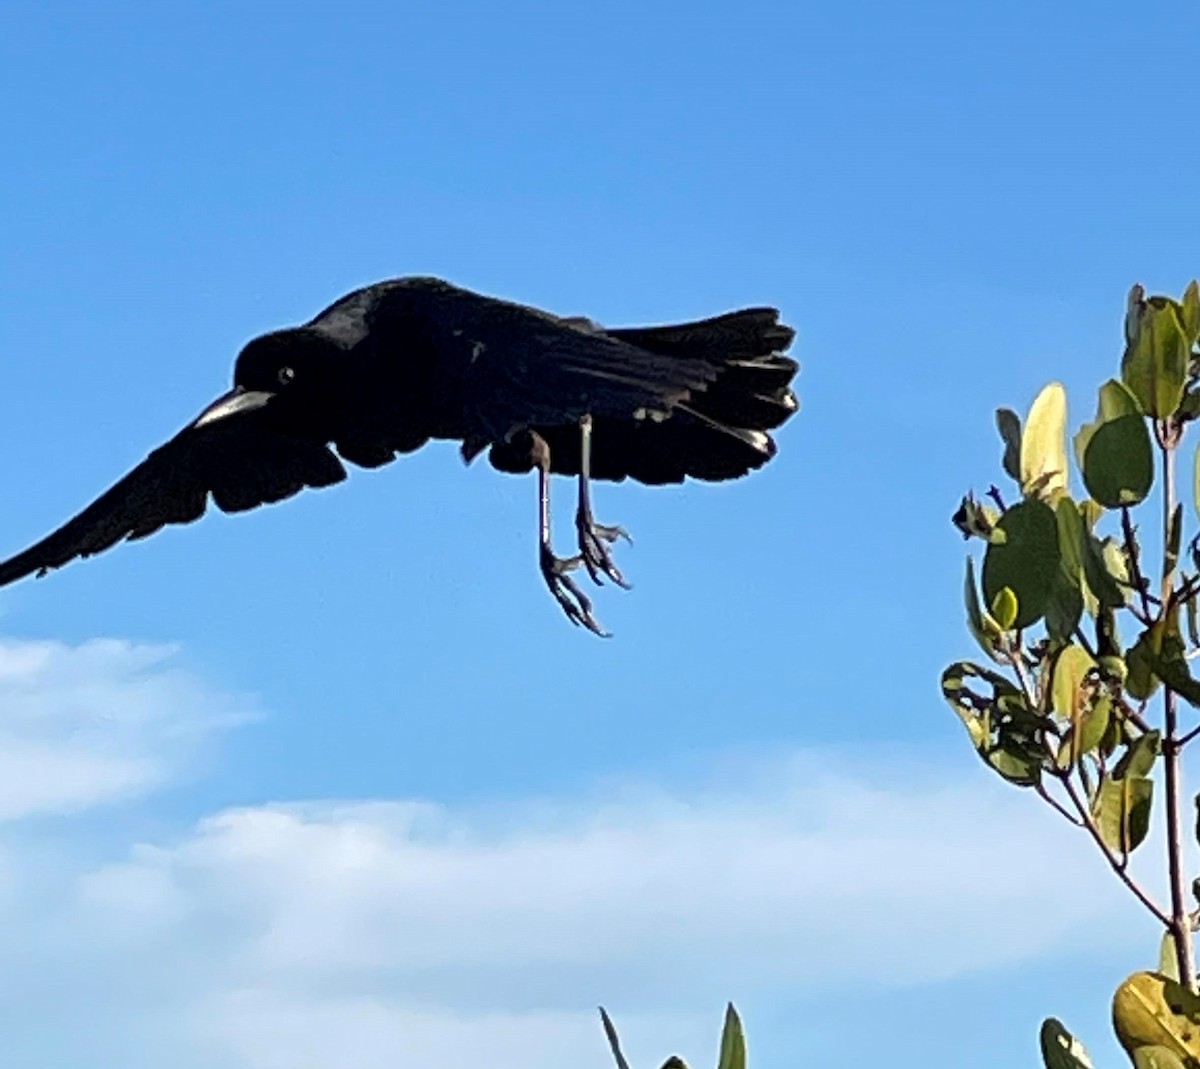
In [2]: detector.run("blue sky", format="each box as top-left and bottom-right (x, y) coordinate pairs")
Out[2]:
(0, 1), (1197, 1066)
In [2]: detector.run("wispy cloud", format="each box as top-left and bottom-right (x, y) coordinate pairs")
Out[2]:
(0, 636), (1136, 1068)
(0, 638), (254, 820)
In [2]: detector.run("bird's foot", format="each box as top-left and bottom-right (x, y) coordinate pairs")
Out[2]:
(540, 545), (610, 637)
(575, 509), (632, 588)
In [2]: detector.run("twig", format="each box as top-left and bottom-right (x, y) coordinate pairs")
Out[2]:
(1059, 774), (1170, 926)
(1122, 506), (1155, 622)
(1036, 781), (1084, 827)
(1159, 423), (1197, 991)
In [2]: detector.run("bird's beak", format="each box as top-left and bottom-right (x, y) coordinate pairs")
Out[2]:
(193, 386), (276, 428)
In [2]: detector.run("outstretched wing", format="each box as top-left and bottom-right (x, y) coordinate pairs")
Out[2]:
(0, 406), (346, 588)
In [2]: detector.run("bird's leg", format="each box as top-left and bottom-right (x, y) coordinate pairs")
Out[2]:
(575, 414), (632, 588)
(531, 431), (609, 637)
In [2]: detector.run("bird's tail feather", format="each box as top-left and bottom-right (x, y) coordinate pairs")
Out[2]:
(604, 308), (799, 482)
(491, 308), (799, 484)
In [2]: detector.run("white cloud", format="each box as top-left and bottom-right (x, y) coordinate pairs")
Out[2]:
(0, 637), (1142, 1068)
(0, 637), (254, 819)
(58, 756), (1135, 1068)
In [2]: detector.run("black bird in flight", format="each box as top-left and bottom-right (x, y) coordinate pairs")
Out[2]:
(0, 278), (798, 634)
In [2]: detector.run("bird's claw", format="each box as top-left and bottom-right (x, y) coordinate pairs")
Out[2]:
(575, 510), (632, 589)
(540, 545), (610, 637)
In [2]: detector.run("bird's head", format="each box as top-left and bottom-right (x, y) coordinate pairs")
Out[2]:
(232, 329), (337, 395)
(193, 329), (340, 432)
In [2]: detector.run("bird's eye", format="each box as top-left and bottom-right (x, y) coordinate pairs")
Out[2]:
(277, 366), (295, 386)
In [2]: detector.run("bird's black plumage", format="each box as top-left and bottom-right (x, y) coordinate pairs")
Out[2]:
(0, 277), (799, 631)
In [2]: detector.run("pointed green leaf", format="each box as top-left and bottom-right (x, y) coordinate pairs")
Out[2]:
(716, 1004), (746, 1069)
(599, 1008), (633, 1069)
(964, 557), (1001, 659)
(1122, 295), (1191, 418)
(996, 407), (1022, 482)
(990, 586), (1018, 631)
(982, 499), (1060, 629)
(1193, 443), (1200, 521)
(1166, 504), (1184, 580)
(1081, 530), (1128, 611)
(1039, 1018), (1094, 1069)
(1181, 280), (1200, 343)
(1021, 382), (1069, 499)
(1159, 931), (1181, 983)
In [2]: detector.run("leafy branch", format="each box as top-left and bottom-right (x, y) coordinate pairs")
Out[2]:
(946, 281), (1200, 1067)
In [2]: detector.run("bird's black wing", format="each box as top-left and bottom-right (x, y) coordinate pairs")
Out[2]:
(304, 278), (726, 460)
(0, 406), (346, 588)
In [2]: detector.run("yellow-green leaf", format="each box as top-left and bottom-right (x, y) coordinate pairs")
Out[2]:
(1052, 645), (1095, 720)
(1092, 774), (1153, 854)
(1113, 972), (1200, 1064)
(716, 1004), (746, 1069)
(990, 587), (1018, 631)
(1182, 280), (1200, 343)
(1022, 382), (1069, 499)
(1123, 293), (1191, 418)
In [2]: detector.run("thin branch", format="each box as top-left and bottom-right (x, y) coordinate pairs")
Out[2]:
(1036, 781), (1084, 827)
(1159, 422), (1197, 992)
(1179, 721), (1200, 747)
(1059, 773), (1170, 926)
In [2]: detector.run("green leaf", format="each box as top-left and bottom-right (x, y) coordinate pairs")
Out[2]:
(1132, 1046), (1189, 1069)
(1092, 772), (1153, 854)
(1182, 280), (1200, 343)
(982, 499), (1061, 629)
(1126, 628), (1162, 701)
(1075, 398), (1153, 507)
(1072, 380), (1148, 505)
(1113, 972), (1200, 1065)
(1051, 645), (1095, 720)
(1159, 932), (1181, 983)
(599, 1008), (633, 1069)
(990, 586), (1018, 631)
(716, 1004), (746, 1069)
(1048, 499), (1088, 636)
(1081, 530), (1128, 611)
(1167, 504), (1184, 580)
(1152, 609), (1200, 707)
(1078, 694), (1112, 757)
(1193, 443), (1200, 522)
(1115, 731), (1162, 779)
(1122, 292), (1192, 418)
(996, 407), (1022, 482)
(963, 557), (1002, 659)
(1021, 382), (1069, 499)
(1045, 569), (1085, 644)
(942, 661), (1044, 786)
(1039, 1018), (1094, 1069)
